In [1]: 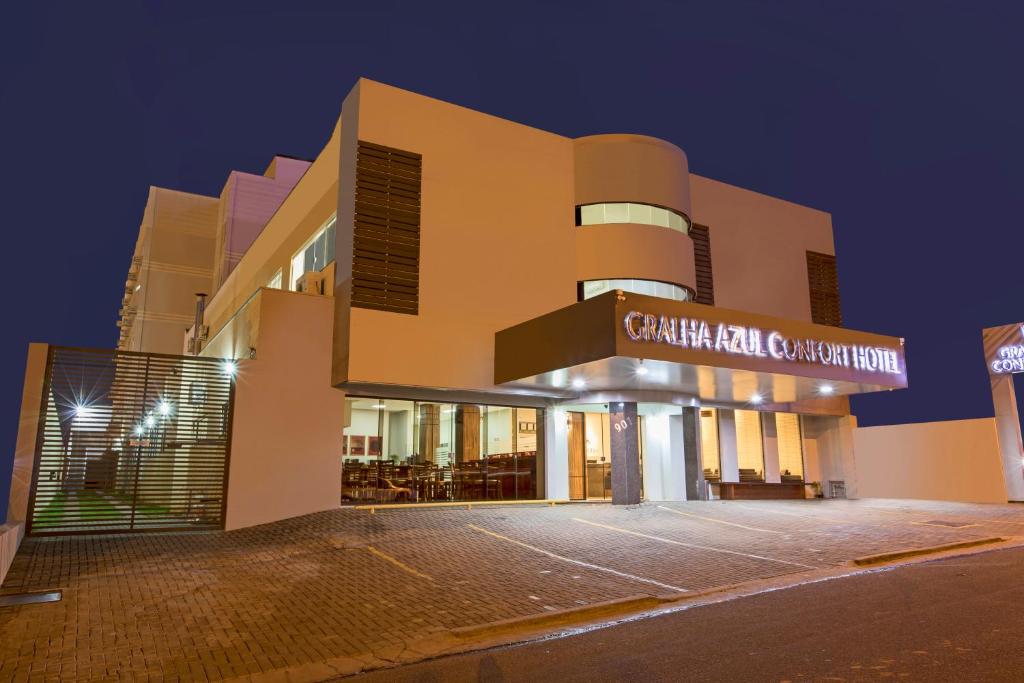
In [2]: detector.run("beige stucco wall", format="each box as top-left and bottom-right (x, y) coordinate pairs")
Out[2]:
(573, 134), (691, 216)
(689, 174), (835, 323)
(335, 79), (579, 392)
(853, 418), (1008, 504)
(224, 288), (344, 530)
(575, 224), (696, 292)
(121, 188), (219, 354)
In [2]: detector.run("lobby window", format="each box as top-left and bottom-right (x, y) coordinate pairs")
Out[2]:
(267, 269), (282, 290)
(290, 216), (337, 291)
(341, 397), (540, 504)
(734, 409), (765, 481)
(775, 413), (804, 482)
(699, 409), (721, 482)
(579, 279), (693, 302)
(576, 202), (689, 234)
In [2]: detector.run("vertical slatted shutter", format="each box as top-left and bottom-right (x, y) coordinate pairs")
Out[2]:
(353, 141), (422, 314)
(690, 224), (715, 305)
(806, 251), (842, 326)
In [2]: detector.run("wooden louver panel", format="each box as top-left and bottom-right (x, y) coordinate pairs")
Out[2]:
(690, 224), (715, 305)
(806, 251), (842, 327)
(353, 141), (422, 314)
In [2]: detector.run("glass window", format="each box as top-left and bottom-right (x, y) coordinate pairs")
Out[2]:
(291, 215), (338, 290)
(577, 202), (689, 233)
(341, 397), (541, 504)
(267, 270), (282, 290)
(699, 408), (721, 481)
(776, 413), (804, 482)
(580, 279), (692, 302)
(650, 206), (670, 228)
(604, 203), (630, 223)
(628, 203), (652, 225)
(580, 204), (604, 225)
(735, 410), (765, 481)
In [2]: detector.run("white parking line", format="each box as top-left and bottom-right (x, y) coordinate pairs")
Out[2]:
(467, 524), (688, 593)
(732, 504), (851, 525)
(656, 505), (785, 534)
(571, 518), (818, 570)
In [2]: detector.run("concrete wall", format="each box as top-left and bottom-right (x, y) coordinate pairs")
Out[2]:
(689, 174), (835, 323)
(120, 188), (220, 354)
(204, 126), (339, 350)
(213, 156), (311, 289)
(223, 288), (345, 530)
(336, 79), (578, 392)
(853, 418), (1008, 504)
(0, 522), (25, 587)
(6, 343), (48, 525)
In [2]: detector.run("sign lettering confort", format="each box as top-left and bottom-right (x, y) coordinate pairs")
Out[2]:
(989, 325), (1024, 374)
(623, 310), (902, 375)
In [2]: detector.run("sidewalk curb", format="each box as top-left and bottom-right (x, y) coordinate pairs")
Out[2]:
(450, 594), (664, 639)
(852, 536), (1006, 566)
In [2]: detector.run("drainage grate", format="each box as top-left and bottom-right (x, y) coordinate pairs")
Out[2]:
(921, 520), (975, 528)
(0, 591), (62, 607)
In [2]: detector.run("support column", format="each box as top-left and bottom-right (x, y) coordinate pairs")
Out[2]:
(680, 407), (706, 501)
(991, 375), (1024, 501)
(610, 402), (641, 505)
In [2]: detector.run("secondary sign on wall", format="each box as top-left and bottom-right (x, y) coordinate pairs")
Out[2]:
(983, 323), (1024, 374)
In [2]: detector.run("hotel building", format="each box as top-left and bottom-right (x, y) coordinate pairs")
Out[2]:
(7, 79), (908, 535)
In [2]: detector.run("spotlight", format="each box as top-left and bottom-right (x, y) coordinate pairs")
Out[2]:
(636, 360), (649, 376)
(571, 378), (586, 390)
(819, 384), (835, 395)
(749, 392), (763, 405)
(222, 360), (238, 377)
(158, 401), (172, 416)
(74, 404), (91, 419)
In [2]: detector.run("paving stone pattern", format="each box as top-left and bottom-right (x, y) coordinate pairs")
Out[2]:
(2, 499), (1023, 681)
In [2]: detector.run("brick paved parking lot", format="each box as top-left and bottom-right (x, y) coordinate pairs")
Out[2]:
(2, 498), (1024, 681)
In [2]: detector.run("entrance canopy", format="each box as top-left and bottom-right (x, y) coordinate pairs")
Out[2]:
(494, 291), (908, 405)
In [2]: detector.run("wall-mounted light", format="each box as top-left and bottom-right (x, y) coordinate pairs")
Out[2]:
(222, 360), (238, 377)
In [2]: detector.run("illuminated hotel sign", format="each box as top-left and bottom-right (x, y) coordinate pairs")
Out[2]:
(984, 323), (1024, 375)
(624, 310), (903, 375)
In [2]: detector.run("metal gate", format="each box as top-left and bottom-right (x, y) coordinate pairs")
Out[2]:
(26, 346), (235, 535)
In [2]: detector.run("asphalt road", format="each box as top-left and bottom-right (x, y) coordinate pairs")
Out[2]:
(350, 546), (1024, 682)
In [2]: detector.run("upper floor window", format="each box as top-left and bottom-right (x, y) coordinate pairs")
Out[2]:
(578, 278), (693, 302)
(290, 216), (337, 290)
(267, 269), (282, 290)
(576, 202), (689, 233)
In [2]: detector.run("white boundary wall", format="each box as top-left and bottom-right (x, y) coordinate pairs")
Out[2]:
(853, 418), (1008, 504)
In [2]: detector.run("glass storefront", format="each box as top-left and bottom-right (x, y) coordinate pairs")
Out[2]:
(341, 398), (541, 504)
(735, 409), (765, 481)
(699, 408), (721, 482)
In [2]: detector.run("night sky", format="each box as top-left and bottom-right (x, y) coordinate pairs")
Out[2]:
(2, 2), (1022, 514)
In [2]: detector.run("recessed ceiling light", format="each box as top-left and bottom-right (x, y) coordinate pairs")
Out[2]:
(819, 384), (835, 395)
(636, 360), (649, 376)
(571, 378), (586, 390)
(749, 392), (763, 405)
